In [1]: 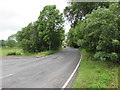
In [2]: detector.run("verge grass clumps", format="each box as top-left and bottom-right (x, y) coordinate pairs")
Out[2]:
(1, 47), (22, 56)
(1, 47), (60, 57)
(72, 49), (119, 88)
(35, 50), (59, 57)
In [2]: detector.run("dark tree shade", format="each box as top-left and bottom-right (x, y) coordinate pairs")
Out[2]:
(64, 2), (109, 27)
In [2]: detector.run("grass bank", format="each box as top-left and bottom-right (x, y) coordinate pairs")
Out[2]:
(0, 47), (60, 57)
(72, 49), (119, 88)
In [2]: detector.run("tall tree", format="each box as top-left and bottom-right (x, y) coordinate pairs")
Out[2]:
(64, 2), (109, 27)
(75, 3), (120, 63)
(38, 5), (64, 50)
(16, 5), (64, 53)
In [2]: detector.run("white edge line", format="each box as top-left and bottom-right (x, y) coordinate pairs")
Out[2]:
(62, 54), (82, 89)
(0, 73), (14, 79)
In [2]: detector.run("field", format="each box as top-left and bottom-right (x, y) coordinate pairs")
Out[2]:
(0, 47), (59, 57)
(0, 47), (22, 56)
(72, 49), (119, 88)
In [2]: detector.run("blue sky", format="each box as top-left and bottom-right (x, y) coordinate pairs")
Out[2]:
(0, 0), (70, 40)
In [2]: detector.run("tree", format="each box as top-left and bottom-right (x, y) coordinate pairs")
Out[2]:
(0, 40), (6, 47)
(76, 3), (119, 63)
(66, 28), (78, 48)
(64, 2), (109, 27)
(8, 34), (16, 41)
(6, 34), (17, 48)
(16, 23), (41, 53)
(16, 5), (64, 53)
(38, 5), (64, 50)
(6, 40), (16, 48)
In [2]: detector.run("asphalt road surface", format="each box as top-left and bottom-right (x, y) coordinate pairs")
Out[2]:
(0, 47), (80, 88)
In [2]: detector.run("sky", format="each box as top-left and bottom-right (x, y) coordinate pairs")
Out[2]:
(0, 0), (70, 40)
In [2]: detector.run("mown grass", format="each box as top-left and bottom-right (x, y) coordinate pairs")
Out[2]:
(0, 47), (59, 56)
(72, 49), (119, 88)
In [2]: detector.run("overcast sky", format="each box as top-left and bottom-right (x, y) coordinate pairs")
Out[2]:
(0, 0), (70, 40)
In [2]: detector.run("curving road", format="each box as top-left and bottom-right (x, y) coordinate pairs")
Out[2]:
(0, 47), (80, 88)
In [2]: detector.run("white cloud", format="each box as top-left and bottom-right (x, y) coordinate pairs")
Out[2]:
(0, 0), (69, 40)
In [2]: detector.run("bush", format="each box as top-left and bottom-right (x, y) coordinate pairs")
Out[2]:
(74, 4), (120, 63)
(7, 52), (21, 56)
(94, 52), (110, 61)
(94, 52), (119, 63)
(110, 52), (119, 62)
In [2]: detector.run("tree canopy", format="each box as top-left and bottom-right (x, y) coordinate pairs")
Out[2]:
(66, 3), (120, 63)
(16, 5), (65, 53)
(64, 2), (109, 27)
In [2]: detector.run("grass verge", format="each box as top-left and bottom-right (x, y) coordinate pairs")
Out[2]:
(0, 47), (22, 56)
(72, 49), (119, 88)
(35, 50), (58, 56)
(1, 47), (60, 56)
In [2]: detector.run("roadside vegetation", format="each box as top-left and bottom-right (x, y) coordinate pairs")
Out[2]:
(72, 49), (119, 88)
(0, 5), (64, 56)
(65, 2), (119, 63)
(1, 47), (60, 57)
(0, 1), (119, 88)
(64, 2), (119, 88)
(0, 47), (22, 56)
(16, 5), (64, 53)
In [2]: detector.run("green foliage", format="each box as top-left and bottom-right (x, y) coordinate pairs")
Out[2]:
(7, 52), (21, 56)
(0, 47), (22, 56)
(36, 49), (60, 56)
(6, 40), (16, 48)
(16, 5), (64, 53)
(94, 52), (110, 61)
(66, 28), (78, 48)
(1, 47), (59, 56)
(38, 5), (65, 50)
(0, 34), (17, 48)
(66, 3), (119, 63)
(64, 2), (109, 27)
(83, 5), (119, 62)
(7, 34), (16, 41)
(110, 52), (119, 62)
(0, 40), (6, 47)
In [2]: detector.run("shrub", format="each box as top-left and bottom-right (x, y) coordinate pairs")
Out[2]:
(7, 52), (21, 56)
(110, 52), (119, 62)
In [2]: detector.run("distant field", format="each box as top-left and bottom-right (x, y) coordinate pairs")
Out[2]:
(72, 49), (119, 88)
(0, 47), (59, 56)
(0, 47), (22, 56)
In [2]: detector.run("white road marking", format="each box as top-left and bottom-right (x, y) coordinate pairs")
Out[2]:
(0, 73), (14, 79)
(62, 54), (82, 89)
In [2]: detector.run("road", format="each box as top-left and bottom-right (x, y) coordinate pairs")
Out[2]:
(0, 47), (80, 88)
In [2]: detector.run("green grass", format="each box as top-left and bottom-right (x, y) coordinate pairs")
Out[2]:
(72, 49), (119, 88)
(0, 47), (59, 56)
(35, 50), (58, 56)
(0, 47), (22, 56)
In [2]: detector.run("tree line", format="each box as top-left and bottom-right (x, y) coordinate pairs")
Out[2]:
(0, 34), (17, 48)
(65, 2), (120, 63)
